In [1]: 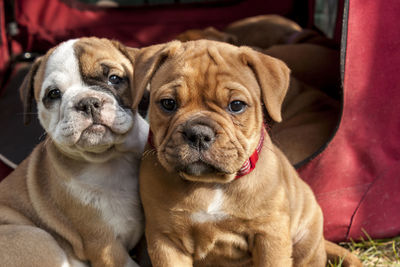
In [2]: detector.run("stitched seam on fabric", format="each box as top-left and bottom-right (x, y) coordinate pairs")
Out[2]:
(345, 168), (390, 240)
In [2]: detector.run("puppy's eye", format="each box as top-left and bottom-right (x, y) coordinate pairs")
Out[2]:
(160, 99), (177, 112)
(108, 75), (123, 85)
(47, 89), (62, 100)
(228, 100), (247, 113)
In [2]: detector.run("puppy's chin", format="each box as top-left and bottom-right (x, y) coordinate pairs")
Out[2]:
(174, 161), (236, 183)
(178, 161), (217, 176)
(158, 142), (246, 183)
(55, 125), (130, 163)
(76, 124), (116, 151)
(54, 141), (118, 163)
(179, 171), (236, 184)
(77, 146), (118, 163)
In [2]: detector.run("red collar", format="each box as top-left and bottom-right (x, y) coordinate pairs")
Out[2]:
(234, 127), (265, 179)
(147, 127), (265, 180)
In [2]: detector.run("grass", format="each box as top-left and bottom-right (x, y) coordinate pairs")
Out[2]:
(327, 230), (400, 266)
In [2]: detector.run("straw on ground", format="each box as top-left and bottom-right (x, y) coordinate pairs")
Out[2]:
(328, 231), (400, 267)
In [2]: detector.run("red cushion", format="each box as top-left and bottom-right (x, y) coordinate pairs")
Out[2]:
(0, 160), (12, 180)
(13, 0), (293, 52)
(299, 0), (400, 241)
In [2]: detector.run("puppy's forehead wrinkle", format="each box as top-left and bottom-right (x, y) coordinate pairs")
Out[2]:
(182, 54), (216, 80)
(206, 45), (227, 66)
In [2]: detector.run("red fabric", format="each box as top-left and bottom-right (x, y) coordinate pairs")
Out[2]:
(13, 0), (292, 53)
(299, 0), (400, 241)
(306, 0), (314, 28)
(0, 0), (9, 85)
(333, 0), (345, 44)
(0, 160), (12, 179)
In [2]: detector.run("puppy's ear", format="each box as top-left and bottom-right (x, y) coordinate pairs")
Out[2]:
(239, 46), (290, 122)
(19, 57), (43, 125)
(110, 39), (141, 109)
(110, 39), (139, 63)
(132, 41), (181, 109)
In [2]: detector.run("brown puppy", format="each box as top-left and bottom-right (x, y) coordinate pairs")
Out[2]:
(0, 37), (148, 267)
(133, 40), (361, 266)
(176, 24), (340, 99)
(176, 14), (337, 50)
(224, 14), (302, 48)
(175, 26), (238, 45)
(269, 77), (340, 165)
(264, 44), (340, 98)
(224, 15), (338, 49)
(175, 15), (302, 49)
(175, 16), (341, 165)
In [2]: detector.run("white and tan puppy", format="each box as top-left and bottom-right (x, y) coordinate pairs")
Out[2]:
(133, 40), (361, 267)
(0, 37), (148, 267)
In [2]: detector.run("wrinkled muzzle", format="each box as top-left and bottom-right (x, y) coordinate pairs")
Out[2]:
(157, 117), (248, 183)
(43, 88), (133, 154)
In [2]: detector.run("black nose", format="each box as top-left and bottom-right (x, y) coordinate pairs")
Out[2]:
(76, 97), (102, 116)
(182, 124), (216, 150)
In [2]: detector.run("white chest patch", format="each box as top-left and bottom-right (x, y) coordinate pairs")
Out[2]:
(191, 188), (228, 223)
(66, 155), (143, 249)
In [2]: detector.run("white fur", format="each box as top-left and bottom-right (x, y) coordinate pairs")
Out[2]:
(37, 39), (149, 264)
(66, 153), (143, 249)
(38, 39), (134, 161)
(124, 258), (140, 267)
(292, 218), (310, 245)
(62, 258), (89, 267)
(39, 39), (81, 132)
(118, 112), (149, 155)
(65, 118), (148, 249)
(191, 187), (228, 223)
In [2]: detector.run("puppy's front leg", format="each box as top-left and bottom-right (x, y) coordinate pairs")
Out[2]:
(252, 231), (293, 267)
(146, 231), (193, 267)
(85, 239), (133, 267)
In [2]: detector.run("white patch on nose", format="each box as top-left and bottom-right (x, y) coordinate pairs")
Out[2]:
(191, 187), (228, 223)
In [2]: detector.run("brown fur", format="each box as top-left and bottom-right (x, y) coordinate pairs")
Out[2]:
(0, 37), (145, 267)
(224, 14), (302, 48)
(175, 15), (341, 166)
(175, 15), (337, 50)
(270, 77), (340, 164)
(133, 40), (361, 267)
(175, 26), (238, 44)
(264, 44), (340, 97)
(175, 15), (302, 49)
(0, 143), (129, 266)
